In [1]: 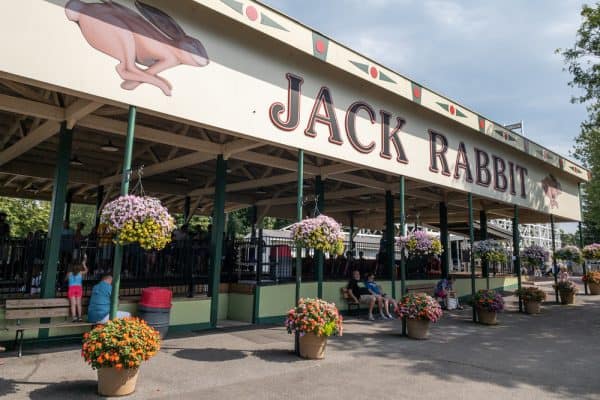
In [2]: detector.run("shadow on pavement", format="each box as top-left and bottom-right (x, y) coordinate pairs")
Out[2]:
(173, 348), (247, 362)
(9, 379), (98, 400)
(0, 378), (19, 397)
(251, 349), (302, 363)
(332, 297), (600, 400)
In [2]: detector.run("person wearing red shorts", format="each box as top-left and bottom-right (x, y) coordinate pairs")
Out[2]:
(66, 256), (87, 322)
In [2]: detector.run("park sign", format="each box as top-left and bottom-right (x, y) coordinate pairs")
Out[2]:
(0, 0), (586, 221)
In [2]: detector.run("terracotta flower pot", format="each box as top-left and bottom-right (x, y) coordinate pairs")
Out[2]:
(299, 333), (328, 359)
(588, 282), (600, 295)
(407, 319), (431, 340)
(97, 367), (139, 396)
(559, 290), (575, 305)
(525, 301), (541, 314)
(477, 309), (497, 325)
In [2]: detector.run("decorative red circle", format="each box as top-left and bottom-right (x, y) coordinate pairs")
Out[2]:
(412, 86), (421, 98)
(369, 66), (378, 78)
(246, 6), (258, 21)
(315, 40), (326, 54)
(449, 105), (455, 115)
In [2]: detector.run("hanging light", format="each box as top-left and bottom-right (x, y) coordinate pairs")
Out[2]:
(100, 139), (119, 152)
(70, 155), (84, 167)
(175, 175), (189, 183)
(26, 183), (40, 193)
(256, 188), (268, 195)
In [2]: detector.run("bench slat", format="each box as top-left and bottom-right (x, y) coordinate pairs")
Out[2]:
(6, 298), (70, 309)
(6, 307), (70, 319)
(4, 321), (94, 331)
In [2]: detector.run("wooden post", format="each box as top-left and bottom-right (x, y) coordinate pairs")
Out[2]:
(551, 214), (559, 304)
(468, 193), (477, 323)
(440, 202), (449, 279)
(513, 205), (523, 312)
(316, 175), (324, 298)
(209, 155), (227, 327)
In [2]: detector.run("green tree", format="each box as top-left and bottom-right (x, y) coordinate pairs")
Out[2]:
(0, 197), (50, 237)
(559, 3), (600, 243)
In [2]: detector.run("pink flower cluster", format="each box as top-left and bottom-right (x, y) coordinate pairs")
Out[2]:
(291, 215), (344, 254)
(100, 195), (175, 238)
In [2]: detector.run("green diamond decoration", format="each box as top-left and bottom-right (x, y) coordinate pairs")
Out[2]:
(350, 61), (369, 74)
(260, 13), (289, 31)
(379, 71), (396, 83)
(220, 0), (244, 14)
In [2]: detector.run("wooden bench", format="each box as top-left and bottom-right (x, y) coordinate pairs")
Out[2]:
(406, 283), (436, 296)
(341, 287), (360, 315)
(4, 298), (93, 357)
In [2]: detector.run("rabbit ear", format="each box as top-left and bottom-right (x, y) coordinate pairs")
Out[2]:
(135, 0), (186, 40)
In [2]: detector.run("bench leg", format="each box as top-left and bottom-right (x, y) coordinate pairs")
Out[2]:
(15, 329), (24, 358)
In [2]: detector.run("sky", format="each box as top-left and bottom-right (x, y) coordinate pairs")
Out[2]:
(261, 0), (589, 233)
(262, 0), (588, 160)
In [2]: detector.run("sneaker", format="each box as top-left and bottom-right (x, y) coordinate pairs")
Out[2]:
(77, 318), (83, 322)
(379, 314), (388, 320)
(72, 318), (78, 323)
(368, 314), (375, 321)
(386, 314), (395, 320)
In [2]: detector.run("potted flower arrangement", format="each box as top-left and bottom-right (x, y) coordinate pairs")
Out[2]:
(472, 289), (504, 325)
(82, 317), (161, 396)
(582, 243), (600, 261)
(101, 195), (175, 250)
(553, 280), (578, 305)
(582, 271), (600, 295)
(285, 298), (343, 359)
(396, 293), (443, 339)
(473, 240), (507, 264)
(291, 215), (344, 255)
(397, 231), (443, 258)
(555, 245), (583, 264)
(514, 287), (547, 314)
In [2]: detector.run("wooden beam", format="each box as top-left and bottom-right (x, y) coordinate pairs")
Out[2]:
(100, 152), (214, 185)
(0, 93), (64, 121)
(189, 172), (297, 196)
(222, 139), (263, 158)
(65, 100), (103, 129)
(1, 160), (100, 184)
(0, 120), (61, 165)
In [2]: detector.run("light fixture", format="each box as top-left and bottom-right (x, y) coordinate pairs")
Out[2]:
(100, 139), (119, 152)
(26, 183), (40, 193)
(226, 168), (232, 173)
(175, 175), (189, 183)
(359, 195), (371, 200)
(70, 155), (84, 167)
(256, 188), (268, 195)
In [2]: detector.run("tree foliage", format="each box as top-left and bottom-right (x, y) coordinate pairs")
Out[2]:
(559, 3), (600, 242)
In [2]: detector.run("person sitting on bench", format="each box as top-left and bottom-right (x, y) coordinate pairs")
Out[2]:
(347, 270), (384, 321)
(365, 273), (397, 319)
(88, 275), (131, 324)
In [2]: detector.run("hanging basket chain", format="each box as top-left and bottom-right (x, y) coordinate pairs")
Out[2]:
(130, 165), (145, 197)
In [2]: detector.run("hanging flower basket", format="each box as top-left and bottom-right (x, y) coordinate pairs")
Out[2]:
(555, 245), (583, 264)
(101, 195), (175, 251)
(285, 298), (343, 359)
(291, 215), (344, 255)
(397, 231), (443, 258)
(520, 244), (549, 267)
(82, 318), (161, 396)
(396, 293), (443, 339)
(473, 240), (508, 263)
(582, 243), (600, 260)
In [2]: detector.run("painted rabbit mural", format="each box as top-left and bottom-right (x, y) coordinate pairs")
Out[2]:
(542, 174), (562, 209)
(65, 0), (209, 96)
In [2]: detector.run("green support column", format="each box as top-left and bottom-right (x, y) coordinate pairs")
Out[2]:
(183, 195), (191, 223)
(295, 149), (304, 305)
(295, 149), (304, 355)
(349, 212), (355, 258)
(440, 202), (449, 279)
(110, 106), (136, 319)
(480, 210), (489, 289)
(40, 124), (72, 299)
(468, 193), (477, 322)
(513, 205), (523, 312)
(315, 175), (324, 298)
(399, 176), (406, 296)
(94, 185), (104, 228)
(209, 155), (227, 328)
(385, 191), (395, 294)
(550, 215), (559, 304)
(399, 176), (407, 336)
(578, 183), (589, 295)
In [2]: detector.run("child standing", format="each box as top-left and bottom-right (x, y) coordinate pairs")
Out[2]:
(66, 255), (87, 322)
